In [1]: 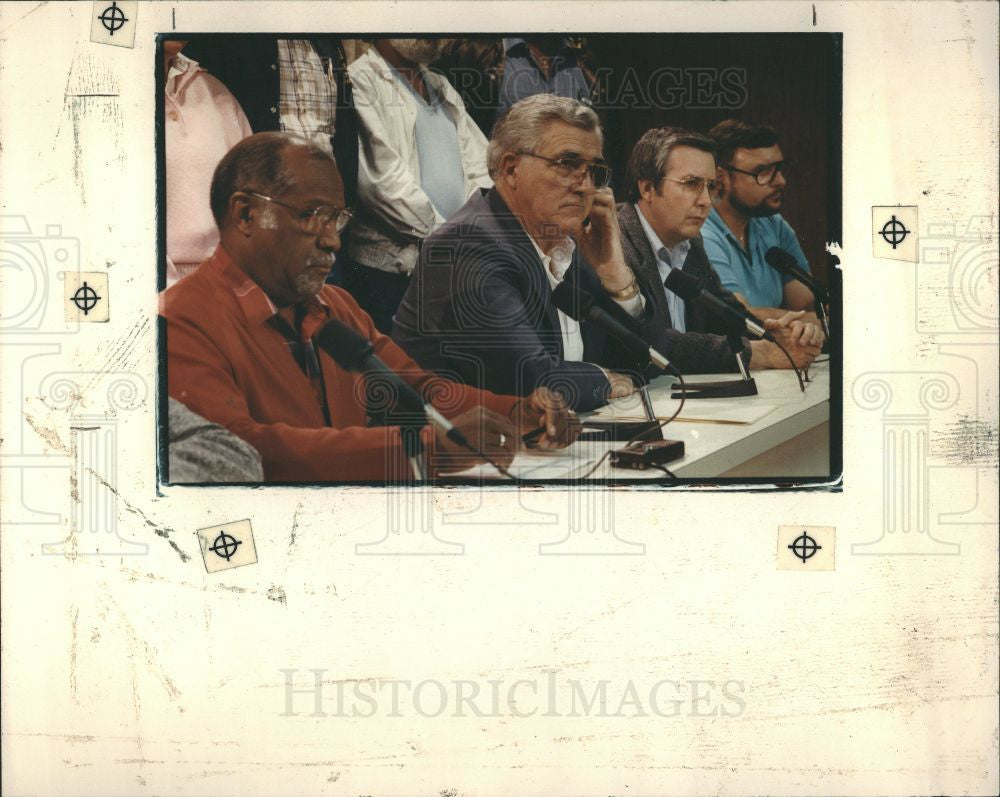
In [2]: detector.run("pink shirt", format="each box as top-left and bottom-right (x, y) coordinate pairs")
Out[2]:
(165, 53), (252, 285)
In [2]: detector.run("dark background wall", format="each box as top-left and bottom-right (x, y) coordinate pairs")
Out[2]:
(166, 33), (840, 285)
(586, 33), (841, 286)
(438, 33), (840, 284)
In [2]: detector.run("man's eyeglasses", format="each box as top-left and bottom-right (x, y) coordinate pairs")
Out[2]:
(662, 176), (722, 202)
(246, 191), (353, 233)
(722, 160), (790, 186)
(517, 151), (613, 189)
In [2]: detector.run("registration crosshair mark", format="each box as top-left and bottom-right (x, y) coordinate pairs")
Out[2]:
(209, 531), (242, 561)
(788, 531), (822, 562)
(98, 2), (128, 35)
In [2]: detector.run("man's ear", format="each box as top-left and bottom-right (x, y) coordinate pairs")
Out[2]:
(497, 152), (520, 187)
(637, 178), (656, 203)
(228, 192), (254, 236)
(715, 165), (729, 194)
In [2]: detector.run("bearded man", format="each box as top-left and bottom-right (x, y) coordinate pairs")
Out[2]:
(344, 38), (493, 331)
(701, 120), (818, 321)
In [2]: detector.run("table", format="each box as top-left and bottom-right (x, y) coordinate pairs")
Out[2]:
(457, 361), (831, 482)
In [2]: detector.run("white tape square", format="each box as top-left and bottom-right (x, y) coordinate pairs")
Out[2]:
(90, 1), (137, 49)
(777, 525), (835, 571)
(64, 271), (109, 323)
(872, 206), (918, 262)
(196, 519), (258, 574)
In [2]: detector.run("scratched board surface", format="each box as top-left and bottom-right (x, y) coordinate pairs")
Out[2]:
(1, 2), (997, 796)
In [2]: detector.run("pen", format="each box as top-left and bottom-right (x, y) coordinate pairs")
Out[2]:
(521, 426), (546, 444)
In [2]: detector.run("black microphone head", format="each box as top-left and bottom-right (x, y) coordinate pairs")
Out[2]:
(551, 278), (595, 321)
(766, 246), (828, 302)
(663, 268), (702, 301)
(764, 247), (798, 275)
(314, 319), (375, 371)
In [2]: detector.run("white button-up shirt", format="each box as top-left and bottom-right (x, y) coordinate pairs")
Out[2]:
(528, 236), (645, 362)
(635, 204), (692, 333)
(348, 49), (493, 274)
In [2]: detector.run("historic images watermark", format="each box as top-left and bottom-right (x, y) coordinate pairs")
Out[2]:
(279, 668), (746, 719)
(359, 66), (750, 113)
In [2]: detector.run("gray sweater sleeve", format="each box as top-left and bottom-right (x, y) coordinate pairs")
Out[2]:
(168, 397), (263, 483)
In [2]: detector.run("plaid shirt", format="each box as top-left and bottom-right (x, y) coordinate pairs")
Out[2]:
(277, 39), (338, 153)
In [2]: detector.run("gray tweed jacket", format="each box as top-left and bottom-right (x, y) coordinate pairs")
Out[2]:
(168, 398), (263, 483)
(617, 202), (751, 374)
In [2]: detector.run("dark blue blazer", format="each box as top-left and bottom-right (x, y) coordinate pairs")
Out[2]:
(392, 188), (658, 411)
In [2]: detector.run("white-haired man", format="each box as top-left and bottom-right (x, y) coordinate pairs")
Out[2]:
(392, 94), (664, 412)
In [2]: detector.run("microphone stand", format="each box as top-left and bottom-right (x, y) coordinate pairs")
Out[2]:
(672, 334), (759, 399)
(639, 383), (658, 426)
(814, 298), (830, 341)
(579, 378), (664, 442)
(390, 405), (428, 481)
(400, 424), (428, 481)
(731, 334), (752, 382)
(817, 251), (837, 343)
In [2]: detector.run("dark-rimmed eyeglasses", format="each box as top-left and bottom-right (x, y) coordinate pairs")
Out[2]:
(517, 151), (613, 189)
(722, 160), (790, 186)
(246, 191), (353, 233)
(661, 176), (722, 202)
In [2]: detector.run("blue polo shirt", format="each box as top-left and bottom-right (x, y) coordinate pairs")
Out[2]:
(701, 208), (811, 308)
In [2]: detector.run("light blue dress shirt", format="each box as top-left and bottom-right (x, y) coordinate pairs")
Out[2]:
(700, 208), (811, 308)
(393, 67), (467, 221)
(634, 204), (692, 333)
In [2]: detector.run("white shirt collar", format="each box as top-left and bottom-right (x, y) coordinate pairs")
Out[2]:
(525, 234), (583, 360)
(167, 52), (197, 80)
(528, 235), (576, 283)
(634, 203), (691, 272)
(165, 52), (201, 97)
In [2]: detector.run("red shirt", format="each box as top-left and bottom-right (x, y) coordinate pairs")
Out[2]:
(161, 247), (517, 481)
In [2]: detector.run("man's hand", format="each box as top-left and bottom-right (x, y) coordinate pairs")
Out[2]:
(429, 406), (517, 475)
(605, 370), (637, 399)
(764, 310), (825, 349)
(750, 337), (819, 370)
(774, 327), (820, 369)
(797, 310), (823, 329)
(509, 387), (582, 450)
(751, 313), (822, 370)
(577, 187), (632, 291)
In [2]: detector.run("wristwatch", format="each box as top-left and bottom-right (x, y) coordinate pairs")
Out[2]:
(605, 271), (639, 301)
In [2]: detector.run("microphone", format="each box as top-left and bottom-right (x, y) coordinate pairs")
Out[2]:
(550, 279), (680, 377)
(764, 247), (828, 303)
(663, 269), (776, 342)
(314, 319), (470, 448)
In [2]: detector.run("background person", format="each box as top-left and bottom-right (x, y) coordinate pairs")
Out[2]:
(164, 40), (252, 286)
(345, 38), (493, 332)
